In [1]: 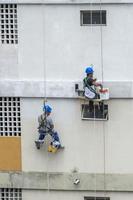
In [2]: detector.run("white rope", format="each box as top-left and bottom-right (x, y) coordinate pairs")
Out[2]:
(41, 3), (50, 198)
(93, 101), (97, 200)
(99, 0), (107, 199)
(103, 120), (106, 199)
(100, 0), (104, 85)
(90, 0), (106, 199)
(90, 0), (93, 32)
(42, 5), (47, 103)
(89, 1), (97, 199)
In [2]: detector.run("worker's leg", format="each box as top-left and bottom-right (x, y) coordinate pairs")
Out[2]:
(89, 100), (94, 112)
(95, 93), (100, 99)
(99, 101), (104, 112)
(89, 93), (100, 112)
(50, 131), (61, 149)
(38, 129), (47, 142)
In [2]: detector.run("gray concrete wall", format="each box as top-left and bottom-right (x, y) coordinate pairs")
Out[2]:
(1, 0), (133, 4)
(42, 4), (133, 81)
(22, 190), (133, 200)
(0, 3), (133, 97)
(1, 172), (133, 192)
(0, 80), (132, 98)
(21, 98), (133, 174)
(0, 45), (18, 80)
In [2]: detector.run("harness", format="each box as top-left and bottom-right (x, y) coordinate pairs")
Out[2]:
(38, 114), (52, 133)
(83, 77), (97, 94)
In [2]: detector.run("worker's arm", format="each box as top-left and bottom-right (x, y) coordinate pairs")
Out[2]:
(38, 115), (42, 128)
(38, 114), (46, 129)
(50, 124), (54, 130)
(92, 80), (103, 89)
(48, 117), (54, 132)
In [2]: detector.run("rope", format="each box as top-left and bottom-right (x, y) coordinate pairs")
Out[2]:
(42, 5), (47, 105)
(99, 0), (107, 199)
(90, 0), (106, 199)
(100, 0), (104, 85)
(89, 1), (98, 199)
(103, 120), (106, 199)
(41, 3), (50, 198)
(90, 0), (93, 32)
(93, 101), (97, 200)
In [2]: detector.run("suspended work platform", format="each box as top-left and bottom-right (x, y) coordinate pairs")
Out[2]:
(75, 84), (109, 121)
(81, 103), (108, 121)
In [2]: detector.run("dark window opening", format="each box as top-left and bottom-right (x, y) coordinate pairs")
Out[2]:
(0, 188), (22, 200)
(0, 97), (21, 136)
(0, 4), (18, 44)
(82, 103), (108, 120)
(85, 197), (110, 200)
(81, 10), (106, 25)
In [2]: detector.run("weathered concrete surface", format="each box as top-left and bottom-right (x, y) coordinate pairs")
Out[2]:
(0, 173), (11, 188)
(1, 0), (133, 4)
(0, 80), (133, 98)
(1, 172), (133, 191)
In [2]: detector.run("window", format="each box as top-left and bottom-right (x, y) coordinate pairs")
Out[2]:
(0, 4), (18, 44)
(81, 10), (106, 25)
(81, 103), (108, 120)
(0, 97), (21, 136)
(84, 197), (110, 200)
(0, 188), (22, 200)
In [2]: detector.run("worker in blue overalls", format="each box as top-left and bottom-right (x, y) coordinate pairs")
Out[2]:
(36, 104), (62, 151)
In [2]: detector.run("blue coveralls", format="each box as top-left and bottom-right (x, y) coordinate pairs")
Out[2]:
(38, 114), (61, 149)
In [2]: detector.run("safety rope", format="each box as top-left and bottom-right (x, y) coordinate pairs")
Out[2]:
(90, 0), (93, 31)
(88, 1), (98, 200)
(89, 1), (98, 199)
(42, 5), (47, 105)
(93, 101), (97, 200)
(90, 0), (96, 198)
(100, 0), (104, 85)
(91, 0), (107, 199)
(41, 3), (50, 198)
(99, 0), (107, 199)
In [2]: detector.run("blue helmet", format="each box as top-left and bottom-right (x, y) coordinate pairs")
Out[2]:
(85, 66), (94, 74)
(43, 105), (52, 113)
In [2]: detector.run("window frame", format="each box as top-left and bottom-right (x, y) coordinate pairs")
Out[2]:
(81, 103), (108, 121)
(0, 188), (22, 200)
(0, 97), (21, 137)
(80, 10), (107, 26)
(84, 197), (110, 200)
(0, 4), (18, 44)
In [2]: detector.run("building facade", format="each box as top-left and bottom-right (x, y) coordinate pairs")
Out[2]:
(0, 0), (133, 200)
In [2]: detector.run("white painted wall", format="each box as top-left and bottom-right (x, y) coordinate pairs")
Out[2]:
(1, 0), (133, 4)
(1, 0), (132, 176)
(0, 45), (18, 79)
(18, 5), (44, 80)
(18, 4), (133, 81)
(22, 190), (133, 200)
(21, 98), (133, 173)
(1, 3), (133, 96)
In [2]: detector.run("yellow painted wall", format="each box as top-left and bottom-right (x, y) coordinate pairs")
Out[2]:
(0, 137), (21, 171)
